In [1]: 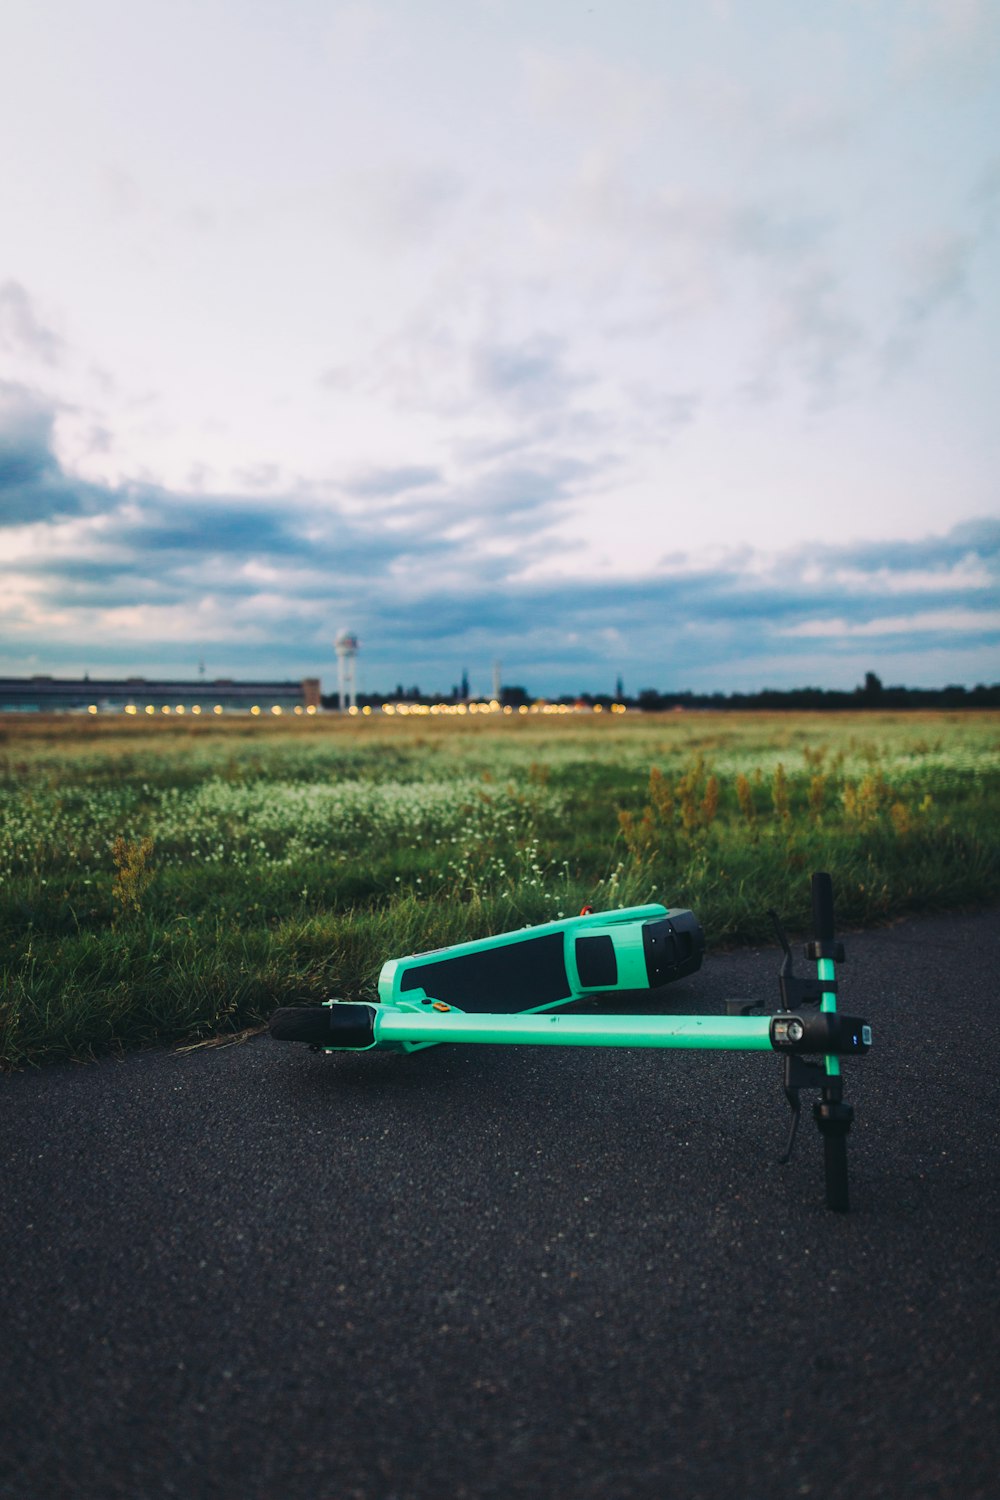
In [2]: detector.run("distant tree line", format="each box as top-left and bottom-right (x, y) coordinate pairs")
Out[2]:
(320, 684), (533, 710)
(626, 671), (1000, 711)
(321, 672), (1000, 712)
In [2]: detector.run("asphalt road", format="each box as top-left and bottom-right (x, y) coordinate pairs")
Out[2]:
(2, 908), (998, 1500)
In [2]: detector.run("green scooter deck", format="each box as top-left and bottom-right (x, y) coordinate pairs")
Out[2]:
(376, 904), (704, 1016)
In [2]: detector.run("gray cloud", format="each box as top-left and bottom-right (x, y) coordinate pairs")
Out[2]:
(752, 266), (865, 406)
(882, 231), (977, 375)
(902, 233), (974, 324)
(471, 336), (589, 413)
(318, 308), (602, 437)
(882, 160), (1000, 375)
(973, 155), (1000, 223)
(2, 387), (996, 690)
(725, 202), (833, 263)
(356, 522), (1000, 686)
(0, 391), (591, 632)
(114, 501), (308, 560)
(0, 382), (110, 523)
(343, 465), (443, 501)
(0, 282), (64, 366)
(231, 461), (283, 491)
(810, 519), (1000, 575)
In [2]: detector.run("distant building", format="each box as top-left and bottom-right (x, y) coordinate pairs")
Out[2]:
(0, 676), (322, 715)
(334, 631), (359, 712)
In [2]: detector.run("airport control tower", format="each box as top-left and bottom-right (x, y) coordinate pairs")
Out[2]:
(334, 630), (359, 712)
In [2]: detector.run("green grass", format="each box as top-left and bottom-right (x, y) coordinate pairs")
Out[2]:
(2, 710), (999, 1067)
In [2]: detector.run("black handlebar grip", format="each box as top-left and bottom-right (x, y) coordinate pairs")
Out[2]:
(811, 871), (835, 942)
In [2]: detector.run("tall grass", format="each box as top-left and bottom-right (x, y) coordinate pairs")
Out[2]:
(2, 710), (998, 1067)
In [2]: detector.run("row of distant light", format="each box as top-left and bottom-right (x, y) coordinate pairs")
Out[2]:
(88, 701), (628, 718)
(372, 701), (628, 716)
(89, 704), (320, 716)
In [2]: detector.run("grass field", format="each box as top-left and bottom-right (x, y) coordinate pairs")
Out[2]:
(2, 709), (998, 1068)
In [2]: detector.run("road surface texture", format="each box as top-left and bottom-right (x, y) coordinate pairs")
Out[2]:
(2, 907), (998, 1500)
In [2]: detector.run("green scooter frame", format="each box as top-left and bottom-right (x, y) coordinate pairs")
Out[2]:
(269, 874), (870, 1211)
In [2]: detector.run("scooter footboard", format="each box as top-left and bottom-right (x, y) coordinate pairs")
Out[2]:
(376, 905), (704, 1016)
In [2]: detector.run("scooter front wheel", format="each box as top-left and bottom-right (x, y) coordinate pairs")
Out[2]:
(269, 1004), (343, 1046)
(823, 1132), (850, 1213)
(269, 1002), (377, 1049)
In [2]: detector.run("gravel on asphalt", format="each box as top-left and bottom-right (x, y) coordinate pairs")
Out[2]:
(2, 907), (998, 1500)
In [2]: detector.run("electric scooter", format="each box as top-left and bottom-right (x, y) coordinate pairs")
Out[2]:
(270, 872), (870, 1211)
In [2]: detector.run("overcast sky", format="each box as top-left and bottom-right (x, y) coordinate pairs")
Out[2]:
(1, 0), (998, 697)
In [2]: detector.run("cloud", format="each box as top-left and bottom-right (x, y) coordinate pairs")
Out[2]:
(319, 315), (600, 438)
(891, 0), (1000, 90)
(99, 165), (143, 223)
(881, 139), (1000, 374)
(902, 231), (975, 323)
(745, 266), (865, 406)
(0, 388), (595, 626)
(340, 163), (466, 246)
(231, 462), (283, 491)
(2, 383), (997, 691)
(973, 154), (1000, 222)
(343, 464), (443, 502)
(803, 518), (1000, 575)
(471, 336), (590, 414)
(111, 500), (308, 561)
(882, 228), (978, 371)
(0, 282), (64, 366)
(0, 382), (108, 523)
(784, 608), (1000, 640)
(318, 522), (1000, 684)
